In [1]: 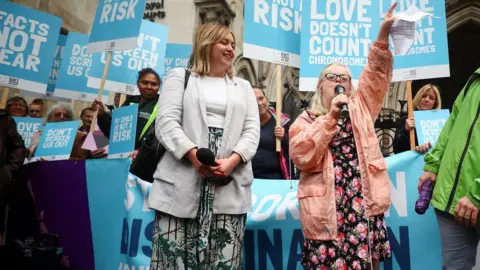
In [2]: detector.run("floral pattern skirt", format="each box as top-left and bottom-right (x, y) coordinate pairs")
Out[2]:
(149, 127), (247, 270)
(302, 119), (391, 270)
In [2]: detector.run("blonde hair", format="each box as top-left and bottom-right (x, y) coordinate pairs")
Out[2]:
(188, 24), (235, 78)
(309, 63), (354, 115)
(412, 84), (442, 110)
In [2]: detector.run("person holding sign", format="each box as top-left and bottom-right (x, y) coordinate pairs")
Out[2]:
(289, 4), (397, 270)
(418, 69), (480, 270)
(92, 68), (161, 152)
(393, 84), (442, 154)
(148, 24), (260, 269)
(5, 97), (28, 117)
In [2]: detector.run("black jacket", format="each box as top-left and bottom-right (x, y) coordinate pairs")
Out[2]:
(393, 116), (419, 154)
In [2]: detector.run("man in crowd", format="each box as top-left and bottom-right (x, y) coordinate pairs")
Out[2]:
(28, 99), (44, 118)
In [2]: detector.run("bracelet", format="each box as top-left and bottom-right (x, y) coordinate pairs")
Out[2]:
(373, 41), (389, 49)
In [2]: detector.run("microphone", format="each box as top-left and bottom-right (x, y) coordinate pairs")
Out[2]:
(196, 148), (232, 186)
(335, 84), (349, 118)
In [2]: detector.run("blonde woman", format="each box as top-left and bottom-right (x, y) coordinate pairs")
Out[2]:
(393, 84), (442, 154)
(148, 24), (260, 269)
(289, 3), (397, 269)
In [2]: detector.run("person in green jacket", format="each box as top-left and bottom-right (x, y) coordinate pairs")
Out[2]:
(419, 68), (480, 270)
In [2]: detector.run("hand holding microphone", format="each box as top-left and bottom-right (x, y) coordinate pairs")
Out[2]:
(196, 148), (233, 186)
(334, 84), (349, 119)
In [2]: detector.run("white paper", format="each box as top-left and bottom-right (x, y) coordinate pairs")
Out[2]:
(390, 5), (434, 56)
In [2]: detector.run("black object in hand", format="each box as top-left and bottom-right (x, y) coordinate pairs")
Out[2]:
(335, 84), (349, 118)
(196, 148), (233, 186)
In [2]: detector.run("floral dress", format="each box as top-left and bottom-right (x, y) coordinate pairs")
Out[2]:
(302, 116), (391, 270)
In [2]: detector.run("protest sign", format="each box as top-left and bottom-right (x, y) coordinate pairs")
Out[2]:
(243, 0), (302, 67)
(12, 116), (42, 147)
(87, 0), (148, 53)
(88, 20), (168, 95)
(108, 104), (138, 158)
(34, 120), (80, 160)
(414, 109), (450, 146)
(163, 43), (192, 82)
(299, 0), (449, 91)
(0, 2), (62, 94)
(46, 34), (67, 95)
(54, 32), (109, 102)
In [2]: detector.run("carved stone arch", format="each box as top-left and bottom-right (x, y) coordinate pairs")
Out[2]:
(234, 55), (258, 85)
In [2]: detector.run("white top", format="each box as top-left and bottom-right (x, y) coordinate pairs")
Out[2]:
(202, 76), (228, 128)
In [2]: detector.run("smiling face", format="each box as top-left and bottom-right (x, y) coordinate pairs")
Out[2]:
(417, 89), (437, 111)
(49, 107), (71, 122)
(138, 73), (160, 100)
(317, 64), (353, 110)
(254, 88), (268, 116)
(81, 109), (94, 128)
(209, 33), (235, 73)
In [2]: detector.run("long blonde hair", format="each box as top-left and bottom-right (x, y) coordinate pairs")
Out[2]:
(412, 84), (442, 110)
(188, 24), (235, 78)
(309, 63), (354, 115)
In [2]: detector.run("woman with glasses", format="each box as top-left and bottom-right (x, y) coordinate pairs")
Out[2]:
(6, 96), (28, 117)
(289, 3), (397, 270)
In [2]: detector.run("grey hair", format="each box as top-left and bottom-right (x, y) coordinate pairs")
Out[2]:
(44, 103), (75, 124)
(309, 63), (355, 116)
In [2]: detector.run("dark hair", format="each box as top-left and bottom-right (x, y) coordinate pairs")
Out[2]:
(137, 68), (161, 85)
(30, 98), (44, 106)
(80, 107), (94, 117)
(252, 86), (267, 97)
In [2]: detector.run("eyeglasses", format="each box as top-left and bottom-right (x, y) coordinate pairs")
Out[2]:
(29, 109), (41, 114)
(325, 73), (351, 83)
(8, 103), (26, 108)
(54, 112), (70, 118)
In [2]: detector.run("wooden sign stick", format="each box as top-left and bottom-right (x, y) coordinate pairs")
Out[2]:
(1, 87), (10, 109)
(275, 64), (282, 152)
(90, 51), (112, 133)
(406, 80), (416, 150)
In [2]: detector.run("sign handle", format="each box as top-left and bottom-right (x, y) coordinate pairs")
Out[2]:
(1, 87), (10, 109)
(119, 94), (127, 107)
(406, 80), (416, 150)
(90, 51), (112, 133)
(275, 64), (282, 152)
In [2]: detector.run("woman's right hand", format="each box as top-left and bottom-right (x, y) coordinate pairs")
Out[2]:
(415, 142), (432, 154)
(187, 148), (215, 178)
(92, 99), (106, 116)
(329, 94), (349, 119)
(405, 117), (415, 131)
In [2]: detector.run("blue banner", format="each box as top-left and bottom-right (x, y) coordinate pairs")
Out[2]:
(87, 0), (147, 53)
(163, 43), (192, 83)
(414, 109), (450, 147)
(0, 2), (62, 93)
(54, 32), (109, 102)
(47, 34), (67, 95)
(243, 0), (302, 67)
(12, 116), (43, 147)
(108, 104), (138, 158)
(299, 0), (449, 91)
(88, 20), (168, 95)
(35, 120), (80, 160)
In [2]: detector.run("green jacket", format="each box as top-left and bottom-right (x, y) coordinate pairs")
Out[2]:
(424, 68), (480, 214)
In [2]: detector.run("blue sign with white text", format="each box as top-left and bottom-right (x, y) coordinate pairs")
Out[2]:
(299, 0), (449, 91)
(87, 0), (147, 53)
(243, 0), (302, 67)
(47, 34), (67, 95)
(54, 33), (109, 102)
(414, 109), (450, 147)
(12, 116), (43, 147)
(108, 104), (138, 159)
(0, 2), (62, 93)
(35, 120), (80, 161)
(88, 20), (168, 95)
(163, 43), (192, 82)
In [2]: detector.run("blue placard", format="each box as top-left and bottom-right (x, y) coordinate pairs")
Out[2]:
(35, 120), (81, 160)
(299, 0), (450, 91)
(243, 0), (302, 67)
(87, 20), (168, 95)
(0, 2), (62, 93)
(163, 43), (192, 82)
(108, 104), (138, 158)
(46, 34), (67, 95)
(12, 116), (43, 147)
(87, 0), (147, 53)
(413, 109), (450, 147)
(54, 32), (109, 102)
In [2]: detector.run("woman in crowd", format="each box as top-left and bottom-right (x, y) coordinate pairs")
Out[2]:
(28, 104), (89, 160)
(148, 23), (260, 269)
(251, 87), (292, 179)
(78, 107), (94, 134)
(289, 3), (397, 270)
(6, 96), (28, 117)
(393, 84), (442, 154)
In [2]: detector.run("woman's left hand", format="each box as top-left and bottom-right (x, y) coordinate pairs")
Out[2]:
(212, 153), (242, 178)
(274, 126), (285, 140)
(376, 2), (398, 43)
(415, 142), (432, 154)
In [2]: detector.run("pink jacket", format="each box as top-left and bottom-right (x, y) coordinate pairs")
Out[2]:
(289, 45), (393, 240)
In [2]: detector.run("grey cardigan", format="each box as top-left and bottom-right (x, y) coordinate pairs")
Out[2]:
(148, 68), (260, 218)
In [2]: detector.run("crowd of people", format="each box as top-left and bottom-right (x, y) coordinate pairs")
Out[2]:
(1, 4), (480, 269)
